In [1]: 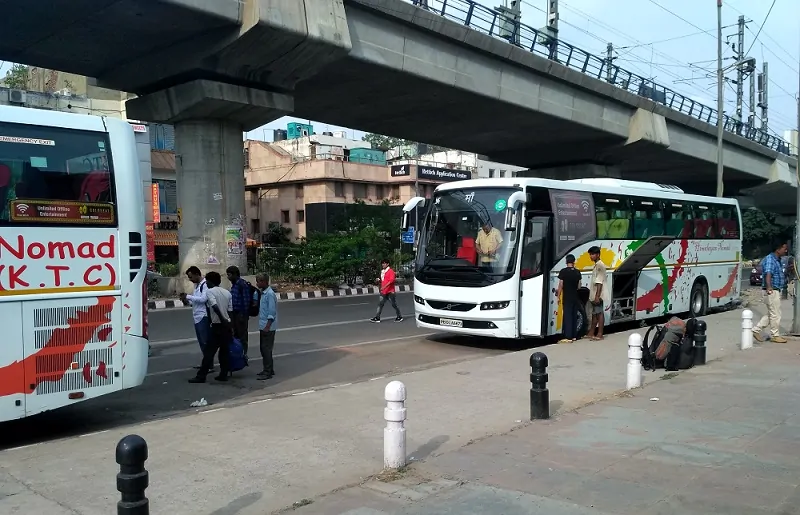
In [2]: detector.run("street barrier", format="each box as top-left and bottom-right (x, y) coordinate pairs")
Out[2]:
(741, 309), (754, 350)
(627, 333), (643, 389)
(529, 352), (549, 420)
(384, 380), (407, 470)
(116, 434), (150, 515)
(693, 319), (708, 366)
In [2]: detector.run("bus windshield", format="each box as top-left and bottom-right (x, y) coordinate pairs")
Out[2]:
(416, 187), (521, 287)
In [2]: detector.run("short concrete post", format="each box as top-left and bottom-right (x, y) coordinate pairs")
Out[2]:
(627, 333), (643, 389)
(529, 352), (549, 420)
(741, 309), (754, 350)
(693, 319), (707, 366)
(116, 435), (149, 515)
(383, 381), (407, 470)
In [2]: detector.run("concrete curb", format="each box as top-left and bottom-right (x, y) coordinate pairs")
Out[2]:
(147, 284), (413, 310)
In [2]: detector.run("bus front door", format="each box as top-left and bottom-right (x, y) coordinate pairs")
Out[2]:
(519, 215), (552, 337)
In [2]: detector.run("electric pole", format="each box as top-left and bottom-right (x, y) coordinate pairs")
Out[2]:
(792, 34), (800, 335)
(546, 0), (559, 59)
(497, 0), (522, 46)
(757, 62), (769, 130)
(748, 60), (756, 129)
(606, 43), (614, 83)
(734, 15), (745, 131)
(716, 0), (724, 197)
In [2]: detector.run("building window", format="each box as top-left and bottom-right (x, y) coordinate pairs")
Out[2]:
(488, 169), (495, 178)
(353, 183), (367, 199)
(244, 147), (249, 168)
(296, 184), (304, 198)
(499, 170), (506, 178)
(281, 210), (290, 224)
(297, 210), (305, 223)
(392, 185), (400, 199)
(251, 218), (260, 236)
(335, 182), (345, 197)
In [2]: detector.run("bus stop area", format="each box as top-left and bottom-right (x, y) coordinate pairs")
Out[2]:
(0, 301), (797, 514)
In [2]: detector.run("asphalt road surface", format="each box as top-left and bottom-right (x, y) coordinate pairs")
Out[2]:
(1, 292), (523, 449)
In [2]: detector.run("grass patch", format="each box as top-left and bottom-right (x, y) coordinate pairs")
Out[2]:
(376, 466), (409, 482)
(661, 372), (680, 380)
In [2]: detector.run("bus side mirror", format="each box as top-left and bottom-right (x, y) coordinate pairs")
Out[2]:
(504, 208), (518, 231)
(401, 196), (426, 231)
(504, 191), (526, 231)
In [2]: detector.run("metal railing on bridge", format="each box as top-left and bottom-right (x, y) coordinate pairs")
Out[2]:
(410, 0), (790, 156)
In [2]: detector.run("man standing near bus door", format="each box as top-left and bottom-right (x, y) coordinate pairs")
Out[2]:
(753, 240), (789, 344)
(226, 266), (251, 357)
(370, 259), (403, 323)
(255, 273), (277, 380)
(180, 266), (213, 372)
(556, 254), (582, 343)
(189, 271), (233, 383)
(586, 246), (607, 341)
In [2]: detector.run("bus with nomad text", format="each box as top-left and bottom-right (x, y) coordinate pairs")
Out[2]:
(0, 105), (148, 421)
(402, 177), (741, 339)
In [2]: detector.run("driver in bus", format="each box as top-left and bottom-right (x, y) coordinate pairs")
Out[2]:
(476, 221), (503, 270)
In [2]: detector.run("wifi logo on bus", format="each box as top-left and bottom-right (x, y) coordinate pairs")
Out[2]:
(16, 203), (30, 214)
(580, 200), (590, 212)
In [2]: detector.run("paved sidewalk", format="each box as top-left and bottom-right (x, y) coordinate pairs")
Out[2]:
(294, 340), (800, 515)
(0, 300), (793, 514)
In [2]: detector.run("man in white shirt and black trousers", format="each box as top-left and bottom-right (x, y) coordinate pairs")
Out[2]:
(189, 271), (234, 383)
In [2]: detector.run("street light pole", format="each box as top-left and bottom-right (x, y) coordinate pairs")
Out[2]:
(792, 31), (800, 335)
(716, 0), (725, 198)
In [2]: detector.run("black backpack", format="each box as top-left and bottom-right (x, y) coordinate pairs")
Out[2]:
(247, 281), (261, 317)
(642, 316), (695, 372)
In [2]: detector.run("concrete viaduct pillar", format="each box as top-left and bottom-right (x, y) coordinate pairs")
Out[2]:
(127, 80), (293, 276)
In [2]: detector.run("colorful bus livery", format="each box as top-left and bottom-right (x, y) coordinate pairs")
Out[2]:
(403, 178), (741, 339)
(0, 105), (148, 422)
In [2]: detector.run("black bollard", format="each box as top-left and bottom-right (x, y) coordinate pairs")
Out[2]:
(529, 352), (549, 420)
(693, 319), (707, 366)
(116, 434), (149, 515)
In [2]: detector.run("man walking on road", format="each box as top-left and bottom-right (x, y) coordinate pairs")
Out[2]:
(255, 273), (277, 380)
(753, 240), (789, 344)
(370, 259), (403, 323)
(556, 253), (582, 343)
(226, 265), (252, 357)
(189, 271), (233, 383)
(180, 266), (212, 371)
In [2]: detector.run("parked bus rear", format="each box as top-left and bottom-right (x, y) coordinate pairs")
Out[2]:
(0, 105), (148, 422)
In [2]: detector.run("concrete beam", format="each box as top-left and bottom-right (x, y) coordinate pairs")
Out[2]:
(125, 80), (293, 131)
(625, 108), (669, 149)
(519, 164), (622, 180)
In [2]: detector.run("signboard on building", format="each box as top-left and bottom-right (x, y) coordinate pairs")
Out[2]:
(418, 165), (470, 182)
(390, 164), (411, 177)
(145, 223), (155, 262)
(401, 226), (415, 244)
(151, 183), (161, 223)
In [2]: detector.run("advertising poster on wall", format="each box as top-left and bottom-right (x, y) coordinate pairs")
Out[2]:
(225, 225), (245, 257)
(145, 222), (155, 262)
(548, 189), (596, 258)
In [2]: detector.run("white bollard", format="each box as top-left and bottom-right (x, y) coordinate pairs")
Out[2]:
(384, 380), (407, 470)
(741, 309), (754, 350)
(627, 333), (643, 389)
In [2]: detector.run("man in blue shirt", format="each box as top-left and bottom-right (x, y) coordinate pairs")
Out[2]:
(753, 240), (788, 343)
(255, 272), (278, 380)
(226, 266), (252, 357)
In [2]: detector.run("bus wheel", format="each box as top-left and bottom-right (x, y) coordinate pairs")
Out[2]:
(576, 304), (588, 338)
(690, 281), (708, 317)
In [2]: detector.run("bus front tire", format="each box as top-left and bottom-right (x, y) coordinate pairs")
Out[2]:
(576, 304), (588, 338)
(690, 281), (708, 318)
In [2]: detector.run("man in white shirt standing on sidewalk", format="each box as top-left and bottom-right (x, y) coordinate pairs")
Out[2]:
(180, 266), (212, 371)
(189, 271), (234, 383)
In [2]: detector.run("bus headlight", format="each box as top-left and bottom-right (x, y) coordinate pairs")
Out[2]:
(414, 295), (425, 305)
(480, 301), (510, 310)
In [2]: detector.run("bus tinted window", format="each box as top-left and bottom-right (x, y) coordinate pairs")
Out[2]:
(593, 194), (631, 239)
(664, 202), (693, 238)
(694, 204), (716, 238)
(0, 122), (116, 226)
(632, 198), (664, 238)
(715, 205), (740, 239)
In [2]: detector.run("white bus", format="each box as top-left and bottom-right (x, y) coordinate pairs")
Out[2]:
(0, 105), (148, 421)
(402, 178), (741, 339)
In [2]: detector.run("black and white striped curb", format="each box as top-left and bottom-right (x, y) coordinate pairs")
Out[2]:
(147, 284), (413, 310)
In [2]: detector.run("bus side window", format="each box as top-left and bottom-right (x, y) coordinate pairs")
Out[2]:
(665, 202), (693, 238)
(695, 205), (716, 239)
(715, 205), (739, 239)
(593, 194), (631, 239)
(633, 199), (664, 238)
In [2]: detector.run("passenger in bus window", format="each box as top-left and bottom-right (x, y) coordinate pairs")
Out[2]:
(556, 254), (582, 343)
(586, 246), (607, 341)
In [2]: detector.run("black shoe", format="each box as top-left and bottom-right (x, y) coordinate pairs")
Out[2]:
(188, 376), (206, 383)
(395, 316), (404, 322)
(370, 317), (381, 323)
(213, 374), (228, 382)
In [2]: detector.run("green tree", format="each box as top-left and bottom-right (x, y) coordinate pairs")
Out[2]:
(362, 133), (449, 154)
(2, 64), (29, 89)
(261, 221), (292, 245)
(742, 208), (793, 258)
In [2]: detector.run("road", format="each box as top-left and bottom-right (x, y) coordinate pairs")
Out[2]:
(1, 292), (522, 449)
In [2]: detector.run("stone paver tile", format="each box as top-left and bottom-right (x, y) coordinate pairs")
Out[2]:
(477, 461), (587, 497)
(417, 449), (510, 481)
(745, 436), (800, 468)
(556, 474), (671, 514)
(634, 442), (733, 467)
(535, 445), (627, 474)
(691, 466), (797, 511)
(642, 493), (782, 515)
(599, 455), (708, 491)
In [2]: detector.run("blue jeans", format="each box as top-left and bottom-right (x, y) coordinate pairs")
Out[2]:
(194, 317), (211, 353)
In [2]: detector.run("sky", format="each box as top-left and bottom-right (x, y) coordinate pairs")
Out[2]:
(3, 0), (797, 144)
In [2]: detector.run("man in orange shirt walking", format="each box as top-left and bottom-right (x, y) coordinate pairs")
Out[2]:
(370, 258), (404, 323)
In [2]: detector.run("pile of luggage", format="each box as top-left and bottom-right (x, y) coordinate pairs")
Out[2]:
(641, 316), (698, 372)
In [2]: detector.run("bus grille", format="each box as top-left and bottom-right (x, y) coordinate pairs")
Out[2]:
(31, 303), (115, 395)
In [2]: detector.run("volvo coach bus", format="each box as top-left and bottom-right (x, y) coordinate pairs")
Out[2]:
(402, 178), (741, 339)
(0, 105), (148, 421)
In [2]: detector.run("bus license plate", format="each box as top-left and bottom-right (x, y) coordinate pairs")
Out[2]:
(439, 318), (463, 328)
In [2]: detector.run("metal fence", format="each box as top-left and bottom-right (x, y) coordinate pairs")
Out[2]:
(410, 0), (790, 155)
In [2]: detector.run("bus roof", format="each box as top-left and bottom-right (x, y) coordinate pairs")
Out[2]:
(0, 104), (113, 133)
(434, 177), (739, 206)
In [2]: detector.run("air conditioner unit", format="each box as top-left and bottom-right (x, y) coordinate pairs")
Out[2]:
(9, 89), (26, 104)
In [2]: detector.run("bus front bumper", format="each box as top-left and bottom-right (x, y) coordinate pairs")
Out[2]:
(415, 312), (518, 339)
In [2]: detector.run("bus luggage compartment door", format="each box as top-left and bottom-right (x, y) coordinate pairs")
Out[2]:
(20, 295), (122, 416)
(0, 301), (26, 421)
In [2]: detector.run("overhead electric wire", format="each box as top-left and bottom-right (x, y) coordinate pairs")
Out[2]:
(645, 0), (712, 36)
(744, 0), (776, 57)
